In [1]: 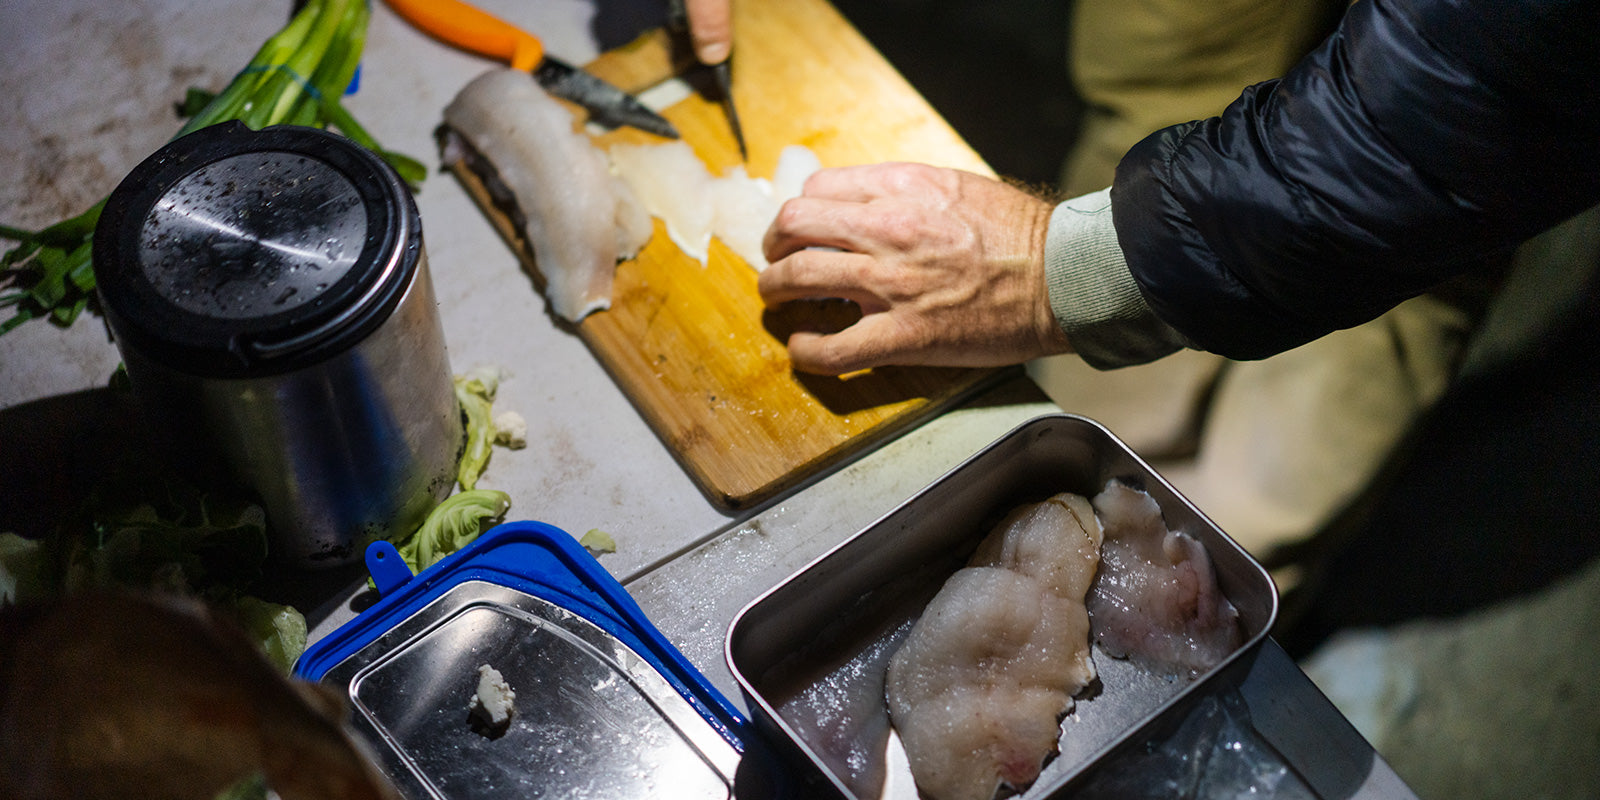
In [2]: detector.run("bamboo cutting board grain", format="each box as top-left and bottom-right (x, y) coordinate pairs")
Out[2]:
(452, 0), (1005, 510)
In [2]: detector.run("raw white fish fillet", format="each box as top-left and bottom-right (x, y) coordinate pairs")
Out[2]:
(886, 493), (1102, 800)
(609, 140), (716, 263)
(714, 145), (823, 270)
(708, 164), (779, 270)
(608, 141), (821, 271)
(1087, 480), (1242, 676)
(775, 621), (912, 800)
(442, 69), (650, 322)
(771, 144), (823, 204)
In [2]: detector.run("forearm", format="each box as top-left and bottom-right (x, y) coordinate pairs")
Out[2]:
(1111, 0), (1600, 360)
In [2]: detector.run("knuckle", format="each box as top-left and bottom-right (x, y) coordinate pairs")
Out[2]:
(873, 206), (926, 249)
(815, 346), (861, 375)
(772, 198), (806, 232)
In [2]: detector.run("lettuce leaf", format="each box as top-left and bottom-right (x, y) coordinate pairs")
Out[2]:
(396, 489), (512, 575)
(453, 368), (503, 491)
(227, 596), (308, 675)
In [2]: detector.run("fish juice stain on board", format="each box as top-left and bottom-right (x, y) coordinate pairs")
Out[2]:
(93, 122), (461, 568)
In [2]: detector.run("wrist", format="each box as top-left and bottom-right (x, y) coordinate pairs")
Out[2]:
(1026, 193), (1073, 357)
(1043, 188), (1191, 368)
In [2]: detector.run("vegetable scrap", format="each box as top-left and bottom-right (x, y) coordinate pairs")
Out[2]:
(391, 489), (513, 577)
(493, 411), (529, 450)
(579, 528), (618, 556)
(0, 454), (306, 672)
(454, 366), (506, 491)
(467, 664), (517, 737)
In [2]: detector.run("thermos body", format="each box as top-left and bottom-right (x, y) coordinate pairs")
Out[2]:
(95, 123), (462, 568)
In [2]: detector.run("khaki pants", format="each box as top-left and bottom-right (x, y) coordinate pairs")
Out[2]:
(1061, 0), (1342, 195)
(1032, 0), (1475, 569)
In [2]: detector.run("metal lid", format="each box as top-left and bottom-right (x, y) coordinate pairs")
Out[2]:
(93, 122), (420, 378)
(294, 522), (784, 800)
(324, 581), (742, 799)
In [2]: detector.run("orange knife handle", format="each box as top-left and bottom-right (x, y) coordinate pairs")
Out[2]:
(384, 0), (544, 71)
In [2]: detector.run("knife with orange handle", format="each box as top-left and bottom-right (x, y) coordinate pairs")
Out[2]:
(384, 0), (680, 139)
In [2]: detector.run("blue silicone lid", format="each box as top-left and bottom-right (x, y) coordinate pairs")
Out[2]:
(294, 520), (751, 752)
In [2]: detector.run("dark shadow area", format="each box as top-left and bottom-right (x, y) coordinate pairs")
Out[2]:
(0, 385), (371, 628)
(0, 388), (137, 541)
(1273, 271), (1600, 658)
(831, 0), (1082, 187)
(760, 298), (998, 415)
(590, 0), (1083, 185)
(590, 0), (674, 53)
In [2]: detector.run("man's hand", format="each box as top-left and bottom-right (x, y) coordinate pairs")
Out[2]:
(683, 0), (732, 64)
(759, 163), (1071, 375)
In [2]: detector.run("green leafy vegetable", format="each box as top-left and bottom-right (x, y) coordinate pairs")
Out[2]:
(454, 368), (505, 491)
(62, 477), (271, 596)
(1, 0), (423, 337)
(393, 489), (513, 576)
(213, 773), (269, 800)
(0, 420), (311, 671)
(579, 528), (617, 555)
(227, 596), (308, 675)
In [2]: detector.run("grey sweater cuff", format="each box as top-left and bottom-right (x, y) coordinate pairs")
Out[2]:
(1044, 188), (1192, 368)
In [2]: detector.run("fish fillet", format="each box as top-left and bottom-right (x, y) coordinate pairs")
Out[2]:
(775, 621), (910, 800)
(608, 140), (717, 263)
(886, 493), (1102, 800)
(713, 145), (822, 270)
(442, 69), (650, 322)
(1087, 480), (1242, 676)
(608, 141), (821, 271)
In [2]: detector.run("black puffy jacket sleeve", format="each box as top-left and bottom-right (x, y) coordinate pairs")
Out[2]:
(1111, 0), (1600, 360)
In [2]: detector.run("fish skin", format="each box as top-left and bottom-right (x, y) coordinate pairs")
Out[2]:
(443, 69), (649, 323)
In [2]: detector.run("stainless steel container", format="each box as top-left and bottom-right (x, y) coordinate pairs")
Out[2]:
(316, 581), (745, 799)
(726, 413), (1279, 799)
(294, 522), (776, 800)
(94, 123), (462, 567)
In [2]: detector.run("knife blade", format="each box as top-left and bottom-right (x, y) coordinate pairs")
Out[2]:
(667, 0), (748, 159)
(711, 59), (747, 160)
(533, 58), (680, 139)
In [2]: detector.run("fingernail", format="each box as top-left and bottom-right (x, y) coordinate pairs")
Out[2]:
(698, 41), (730, 65)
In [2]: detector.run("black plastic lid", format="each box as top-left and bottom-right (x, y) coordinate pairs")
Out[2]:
(94, 122), (421, 378)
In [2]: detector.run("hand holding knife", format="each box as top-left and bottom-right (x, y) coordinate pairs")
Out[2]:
(669, 0), (748, 160)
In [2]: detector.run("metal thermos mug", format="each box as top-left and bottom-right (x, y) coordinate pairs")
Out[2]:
(94, 122), (462, 568)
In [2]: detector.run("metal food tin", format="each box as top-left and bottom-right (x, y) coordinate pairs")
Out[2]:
(296, 521), (786, 799)
(725, 413), (1279, 799)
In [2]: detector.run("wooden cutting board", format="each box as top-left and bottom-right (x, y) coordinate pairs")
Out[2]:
(453, 0), (1005, 510)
